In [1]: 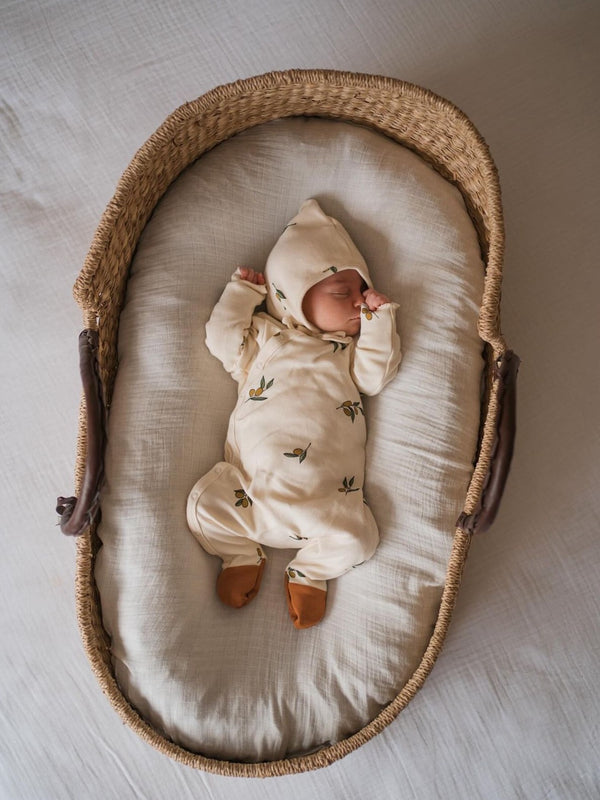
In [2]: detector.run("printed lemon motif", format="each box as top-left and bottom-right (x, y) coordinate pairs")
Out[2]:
(256, 547), (265, 563)
(338, 476), (360, 494)
(234, 489), (253, 508)
(283, 443), (311, 463)
(248, 376), (274, 401)
(287, 567), (306, 579)
(336, 400), (364, 423)
(361, 306), (380, 321)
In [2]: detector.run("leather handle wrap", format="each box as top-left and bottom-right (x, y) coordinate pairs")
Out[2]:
(57, 330), (106, 536)
(457, 350), (521, 535)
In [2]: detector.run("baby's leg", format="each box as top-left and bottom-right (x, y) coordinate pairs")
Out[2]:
(285, 514), (379, 629)
(187, 462), (266, 608)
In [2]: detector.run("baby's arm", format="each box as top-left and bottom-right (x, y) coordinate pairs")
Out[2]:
(350, 288), (402, 396)
(205, 268), (267, 381)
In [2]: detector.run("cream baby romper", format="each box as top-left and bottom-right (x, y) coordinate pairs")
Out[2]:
(187, 199), (401, 625)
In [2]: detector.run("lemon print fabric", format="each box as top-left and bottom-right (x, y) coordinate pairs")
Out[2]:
(234, 489), (253, 508)
(336, 400), (364, 423)
(248, 376), (274, 401)
(361, 306), (380, 321)
(272, 283), (287, 309)
(283, 443), (311, 463)
(286, 566), (306, 579)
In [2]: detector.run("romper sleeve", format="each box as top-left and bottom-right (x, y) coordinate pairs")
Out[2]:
(350, 302), (402, 396)
(205, 271), (268, 383)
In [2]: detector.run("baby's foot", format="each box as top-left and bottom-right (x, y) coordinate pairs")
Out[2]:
(285, 576), (327, 629)
(217, 562), (265, 608)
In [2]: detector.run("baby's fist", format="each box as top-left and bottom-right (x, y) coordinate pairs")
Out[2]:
(362, 287), (390, 311)
(238, 267), (265, 285)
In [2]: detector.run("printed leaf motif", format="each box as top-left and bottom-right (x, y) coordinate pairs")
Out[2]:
(336, 400), (365, 423)
(234, 489), (253, 508)
(248, 376), (274, 401)
(322, 265), (338, 274)
(283, 443), (311, 463)
(287, 567), (306, 579)
(272, 283), (287, 306)
(338, 476), (360, 494)
(332, 341), (348, 353)
(289, 533), (309, 541)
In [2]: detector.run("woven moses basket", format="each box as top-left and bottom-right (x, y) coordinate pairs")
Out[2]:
(57, 69), (519, 777)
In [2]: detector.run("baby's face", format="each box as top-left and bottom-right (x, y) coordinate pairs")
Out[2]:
(302, 269), (367, 335)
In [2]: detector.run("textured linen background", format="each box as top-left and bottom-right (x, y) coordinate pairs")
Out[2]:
(94, 117), (484, 761)
(2, 0), (599, 797)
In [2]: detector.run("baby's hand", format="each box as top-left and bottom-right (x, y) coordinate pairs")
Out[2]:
(362, 287), (391, 311)
(238, 267), (265, 285)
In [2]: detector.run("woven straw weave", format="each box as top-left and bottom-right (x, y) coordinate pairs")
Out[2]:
(71, 69), (507, 777)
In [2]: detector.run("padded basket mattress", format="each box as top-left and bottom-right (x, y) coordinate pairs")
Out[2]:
(58, 71), (518, 777)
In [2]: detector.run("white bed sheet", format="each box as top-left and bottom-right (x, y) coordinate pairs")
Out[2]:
(2, 0), (599, 797)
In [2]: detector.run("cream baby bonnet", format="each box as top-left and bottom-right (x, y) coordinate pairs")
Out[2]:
(265, 199), (373, 331)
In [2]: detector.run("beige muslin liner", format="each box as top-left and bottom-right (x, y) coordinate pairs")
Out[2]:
(59, 70), (518, 777)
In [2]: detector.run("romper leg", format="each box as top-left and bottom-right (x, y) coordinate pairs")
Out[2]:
(286, 515), (379, 584)
(187, 462), (266, 608)
(284, 504), (379, 629)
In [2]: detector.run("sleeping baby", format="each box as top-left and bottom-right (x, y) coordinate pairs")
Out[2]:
(187, 199), (402, 628)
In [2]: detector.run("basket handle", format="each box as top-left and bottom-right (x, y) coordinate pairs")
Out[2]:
(56, 330), (106, 536)
(457, 350), (521, 535)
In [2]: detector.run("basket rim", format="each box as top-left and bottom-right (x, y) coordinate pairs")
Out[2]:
(73, 67), (508, 777)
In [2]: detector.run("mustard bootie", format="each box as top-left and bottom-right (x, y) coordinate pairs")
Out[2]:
(285, 576), (327, 629)
(217, 561), (265, 608)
